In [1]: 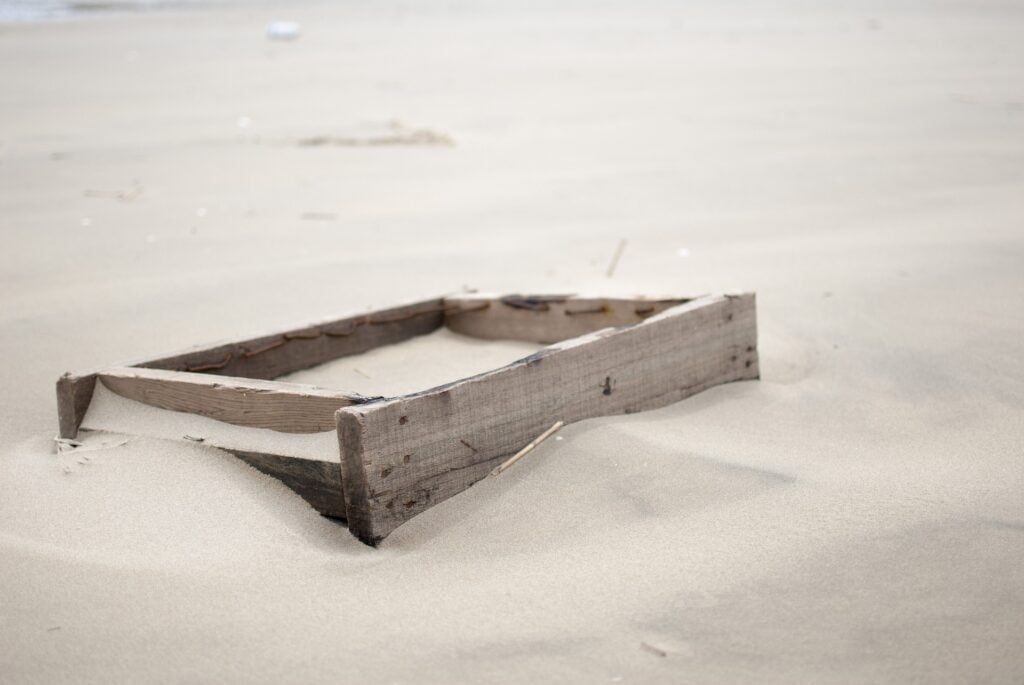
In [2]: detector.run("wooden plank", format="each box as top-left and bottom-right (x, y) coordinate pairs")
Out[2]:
(443, 294), (693, 343)
(227, 449), (346, 519)
(97, 367), (373, 434)
(137, 297), (447, 380)
(56, 373), (98, 439)
(337, 293), (759, 545)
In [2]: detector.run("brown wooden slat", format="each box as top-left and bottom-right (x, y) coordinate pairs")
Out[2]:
(56, 373), (98, 439)
(443, 294), (692, 343)
(139, 297), (447, 380)
(97, 367), (371, 434)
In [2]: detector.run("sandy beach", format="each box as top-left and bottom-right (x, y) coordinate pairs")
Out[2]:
(1, 1), (1023, 682)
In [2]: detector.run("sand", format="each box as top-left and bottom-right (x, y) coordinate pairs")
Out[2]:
(1, 0), (1023, 682)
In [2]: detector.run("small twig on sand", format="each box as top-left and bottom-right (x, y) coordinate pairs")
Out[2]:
(490, 421), (564, 477)
(353, 368), (372, 379)
(606, 239), (627, 278)
(640, 642), (668, 658)
(83, 182), (142, 203)
(300, 211), (337, 221)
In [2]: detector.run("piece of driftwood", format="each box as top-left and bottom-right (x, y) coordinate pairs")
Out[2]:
(56, 373), (98, 441)
(97, 367), (374, 433)
(57, 293), (759, 546)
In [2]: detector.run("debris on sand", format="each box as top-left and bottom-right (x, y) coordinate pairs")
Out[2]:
(298, 121), (454, 148)
(83, 180), (143, 203)
(266, 21), (301, 41)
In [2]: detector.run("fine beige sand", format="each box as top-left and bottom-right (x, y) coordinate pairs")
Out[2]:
(2, 1), (1023, 682)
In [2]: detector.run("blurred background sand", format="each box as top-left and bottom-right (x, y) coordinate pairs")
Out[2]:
(1, 1), (1023, 682)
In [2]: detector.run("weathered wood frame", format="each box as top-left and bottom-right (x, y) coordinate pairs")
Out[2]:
(57, 293), (758, 545)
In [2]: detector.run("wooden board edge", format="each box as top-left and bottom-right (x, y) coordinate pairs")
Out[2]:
(336, 410), (380, 545)
(96, 367), (374, 434)
(73, 426), (347, 520)
(56, 373), (98, 440)
(740, 292), (761, 381)
(227, 449), (346, 519)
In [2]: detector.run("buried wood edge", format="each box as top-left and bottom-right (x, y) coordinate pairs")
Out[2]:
(69, 426), (349, 521)
(56, 373), (98, 440)
(226, 449), (346, 519)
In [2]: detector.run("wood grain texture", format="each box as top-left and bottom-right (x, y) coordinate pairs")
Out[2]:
(56, 373), (97, 439)
(55, 297), (445, 438)
(337, 293), (759, 545)
(97, 367), (373, 434)
(443, 294), (692, 343)
(138, 297), (446, 380)
(227, 449), (346, 519)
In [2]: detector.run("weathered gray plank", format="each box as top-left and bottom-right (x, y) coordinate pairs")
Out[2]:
(227, 449), (346, 519)
(139, 297), (447, 380)
(56, 373), (98, 439)
(443, 294), (692, 343)
(97, 367), (373, 433)
(337, 293), (759, 545)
